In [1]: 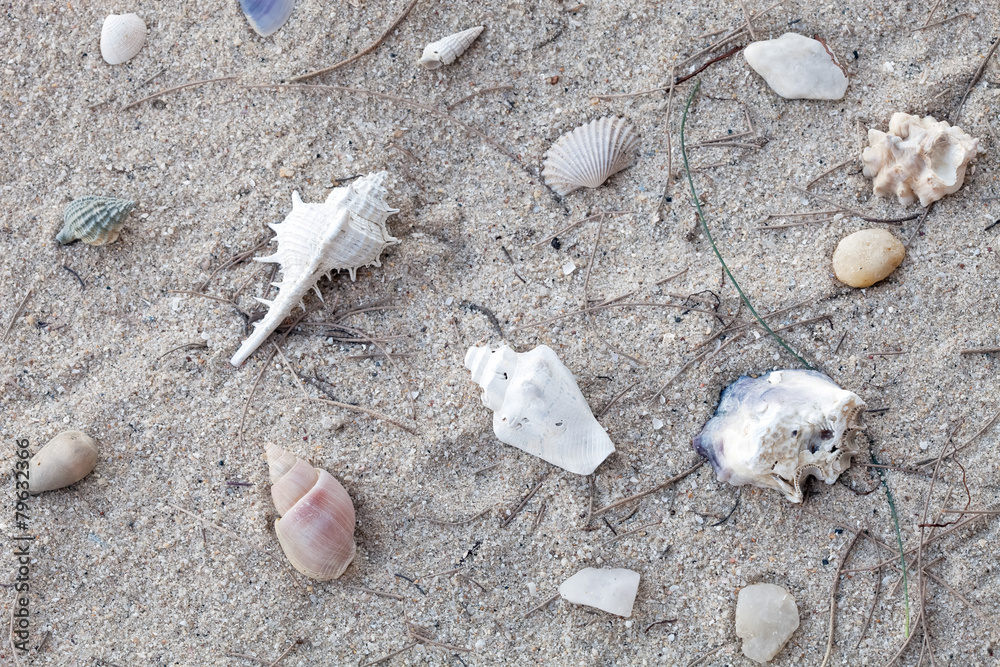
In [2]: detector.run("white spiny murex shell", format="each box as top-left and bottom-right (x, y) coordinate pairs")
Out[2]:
(464, 344), (615, 475)
(230, 172), (399, 366)
(862, 113), (979, 207)
(100, 13), (147, 65)
(542, 117), (640, 196)
(418, 26), (484, 69)
(57, 196), (136, 245)
(266, 444), (356, 580)
(692, 370), (865, 504)
(28, 430), (99, 495)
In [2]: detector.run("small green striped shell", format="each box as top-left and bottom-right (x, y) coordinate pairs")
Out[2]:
(57, 196), (135, 245)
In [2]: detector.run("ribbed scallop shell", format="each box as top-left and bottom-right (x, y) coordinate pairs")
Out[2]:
(418, 26), (484, 69)
(542, 117), (640, 196)
(465, 344), (615, 475)
(57, 196), (136, 245)
(266, 444), (356, 580)
(28, 430), (99, 495)
(239, 0), (296, 37)
(100, 13), (147, 65)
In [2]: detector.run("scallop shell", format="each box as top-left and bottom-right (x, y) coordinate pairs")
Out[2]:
(464, 343), (615, 475)
(559, 568), (640, 618)
(418, 26), (484, 69)
(692, 369), (865, 504)
(230, 172), (399, 366)
(100, 13), (147, 65)
(57, 196), (136, 245)
(28, 430), (99, 495)
(239, 0), (296, 37)
(266, 444), (356, 580)
(542, 117), (640, 196)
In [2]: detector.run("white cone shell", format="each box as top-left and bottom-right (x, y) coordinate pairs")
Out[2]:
(418, 26), (484, 69)
(542, 117), (640, 196)
(100, 14), (147, 65)
(266, 445), (356, 580)
(559, 568), (640, 617)
(28, 430), (99, 495)
(464, 344), (615, 475)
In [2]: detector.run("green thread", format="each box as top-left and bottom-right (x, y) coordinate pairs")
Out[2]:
(871, 449), (911, 636)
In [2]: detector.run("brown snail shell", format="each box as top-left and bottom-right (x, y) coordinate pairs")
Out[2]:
(266, 444), (356, 580)
(28, 430), (99, 494)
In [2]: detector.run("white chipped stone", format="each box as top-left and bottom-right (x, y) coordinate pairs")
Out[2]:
(558, 567), (639, 617)
(735, 583), (800, 663)
(743, 33), (849, 100)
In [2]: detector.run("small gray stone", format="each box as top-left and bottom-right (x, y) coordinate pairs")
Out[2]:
(735, 583), (800, 663)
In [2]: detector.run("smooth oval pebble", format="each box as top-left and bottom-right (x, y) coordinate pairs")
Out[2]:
(735, 583), (799, 663)
(28, 430), (99, 495)
(832, 228), (905, 288)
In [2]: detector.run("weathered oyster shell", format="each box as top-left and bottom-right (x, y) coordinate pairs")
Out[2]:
(559, 567), (640, 617)
(418, 26), (484, 69)
(862, 112), (979, 206)
(542, 117), (640, 196)
(57, 196), (136, 245)
(743, 33), (849, 100)
(692, 369), (865, 503)
(28, 430), (99, 495)
(465, 344), (615, 475)
(100, 13), (147, 65)
(238, 0), (296, 37)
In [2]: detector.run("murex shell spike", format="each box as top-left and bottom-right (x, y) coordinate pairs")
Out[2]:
(230, 172), (399, 366)
(418, 26), (484, 69)
(266, 444), (356, 580)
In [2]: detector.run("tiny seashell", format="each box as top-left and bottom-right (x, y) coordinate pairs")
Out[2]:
(57, 196), (136, 246)
(266, 444), (356, 580)
(558, 568), (640, 617)
(230, 172), (399, 366)
(693, 369), (865, 504)
(542, 117), (640, 196)
(100, 13), (147, 65)
(418, 26), (484, 69)
(238, 0), (297, 37)
(28, 430), (99, 495)
(464, 343), (615, 475)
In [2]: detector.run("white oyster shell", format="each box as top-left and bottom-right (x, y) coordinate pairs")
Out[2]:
(230, 172), (399, 366)
(542, 117), (640, 196)
(464, 344), (615, 475)
(559, 567), (640, 617)
(418, 26), (484, 69)
(862, 112), (979, 206)
(692, 369), (865, 503)
(100, 13), (147, 65)
(743, 33), (848, 100)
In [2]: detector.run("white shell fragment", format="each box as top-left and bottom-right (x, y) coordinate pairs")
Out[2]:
(231, 172), (399, 366)
(28, 430), (99, 495)
(692, 370), (865, 503)
(418, 26), (484, 69)
(100, 14), (147, 65)
(862, 113), (979, 206)
(832, 228), (905, 288)
(465, 344), (615, 475)
(743, 33), (848, 100)
(558, 568), (640, 617)
(238, 0), (296, 37)
(735, 584), (800, 663)
(542, 117), (640, 196)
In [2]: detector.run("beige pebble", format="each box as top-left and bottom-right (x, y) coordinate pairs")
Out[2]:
(832, 229), (905, 288)
(28, 430), (99, 494)
(279, 167), (294, 178)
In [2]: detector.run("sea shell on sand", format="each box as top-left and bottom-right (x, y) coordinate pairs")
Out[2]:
(542, 117), (640, 196)
(862, 112), (979, 206)
(464, 344), (615, 475)
(28, 430), (99, 495)
(239, 0), (296, 37)
(559, 568), (640, 617)
(418, 26), (484, 69)
(692, 369), (865, 504)
(230, 172), (399, 366)
(57, 196), (136, 245)
(100, 13), (147, 65)
(266, 444), (356, 580)
(743, 32), (849, 100)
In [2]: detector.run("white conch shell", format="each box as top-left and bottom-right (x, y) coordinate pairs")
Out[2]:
(100, 14), (147, 65)
(231, 172), (399, 366)
(418, 26), (484, 69)
(28, 430), (99, 495)
(559, 568), (640, 617)
(464, 344), (615, 475)
(862, 113), (979, 206)
(266, 444), (356, 580)
(542, 117), (640, 196)
(692, 370), (865, 504)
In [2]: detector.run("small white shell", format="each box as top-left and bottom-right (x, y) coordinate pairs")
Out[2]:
(559, 568), (640, 617)
(28, 430), (99, 495)
(100, 13), (147, 65)
(542, 117), (640, 196)
(418, 26), (484, 69)
(465, 344), (615, 475)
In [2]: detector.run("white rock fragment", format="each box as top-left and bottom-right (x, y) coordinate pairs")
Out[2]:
(735, 583), (800, 663)
(562, 260), (577, 275)
(558, 567), (640, 617)
(743, 33), (849, 100)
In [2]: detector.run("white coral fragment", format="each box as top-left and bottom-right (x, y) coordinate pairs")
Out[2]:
(862, 113), (979, 206)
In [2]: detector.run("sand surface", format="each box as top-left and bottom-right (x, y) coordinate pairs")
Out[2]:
(2, 1), (999, 665)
